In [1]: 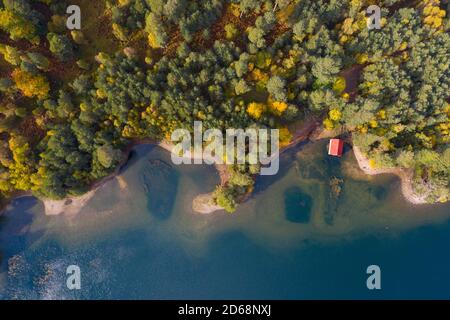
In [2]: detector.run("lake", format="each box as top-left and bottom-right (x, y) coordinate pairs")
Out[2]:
(1, 141), (449, 299)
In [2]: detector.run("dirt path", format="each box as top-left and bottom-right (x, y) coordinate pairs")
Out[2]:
(283, 117), (320, 153)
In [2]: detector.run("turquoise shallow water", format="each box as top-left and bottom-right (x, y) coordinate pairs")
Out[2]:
(0, 142), (449, 299)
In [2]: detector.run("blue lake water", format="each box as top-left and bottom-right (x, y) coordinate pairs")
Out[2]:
(0, 141), (449, 299)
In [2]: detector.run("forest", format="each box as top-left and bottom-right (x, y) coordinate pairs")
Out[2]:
(0, 0), (448, 212)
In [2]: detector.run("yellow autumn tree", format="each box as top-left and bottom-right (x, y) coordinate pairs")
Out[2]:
(323, 118), (335, 130)
(96, 88), (107, 99)
(118, 0), (131, 6)
(0, 45), (21, 65)
(247, 102), (266, 120)
(341, 18), (357, 36)
(329, 109), (342, 121)
(248, 68), (269, 82)
(229, 3), (241, 17)
(224, 23), (238, 40)
(339, 10), (367, 44)
(12, 69), (50, 100)
(332, 77), (347, 94)
(279, 127), (293, 148)
(356, 53), (369, 64)
(422, 0), (446, 29)
(377, 109), (386, 120)
(148, 33), (160, 49)
(269, 101), (288, 115)
(7, 136), (34, 191)
(369, 119), (378, 128)
(0, 9), (37, 42)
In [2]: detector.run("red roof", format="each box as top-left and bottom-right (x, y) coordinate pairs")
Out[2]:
(328, 139), (344, 157)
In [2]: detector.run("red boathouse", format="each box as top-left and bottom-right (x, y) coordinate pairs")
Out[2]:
(328, 139), (344, 157)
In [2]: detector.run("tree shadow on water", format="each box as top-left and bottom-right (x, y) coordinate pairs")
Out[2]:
(252, 142), (308, 196)
(141, 160), (179, 220)
(118, 145), (157, 175)
(284, 186), (313, 223)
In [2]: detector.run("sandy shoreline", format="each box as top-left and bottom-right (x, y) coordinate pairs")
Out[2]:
(8, 122), (429, 217)
(42, 139), (229, 216)
(352, 146), (427, 205)
(191, 117), (320, 214)
(192, 192), (224, 214)
(42, 118), (321, 216)
(44, 189), (97, 216)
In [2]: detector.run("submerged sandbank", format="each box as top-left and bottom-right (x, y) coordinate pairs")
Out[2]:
(41, 140), (228, 216)
(11, 120), (432, 218)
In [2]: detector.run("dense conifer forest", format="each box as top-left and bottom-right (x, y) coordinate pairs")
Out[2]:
(0, 0), (448, 211)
